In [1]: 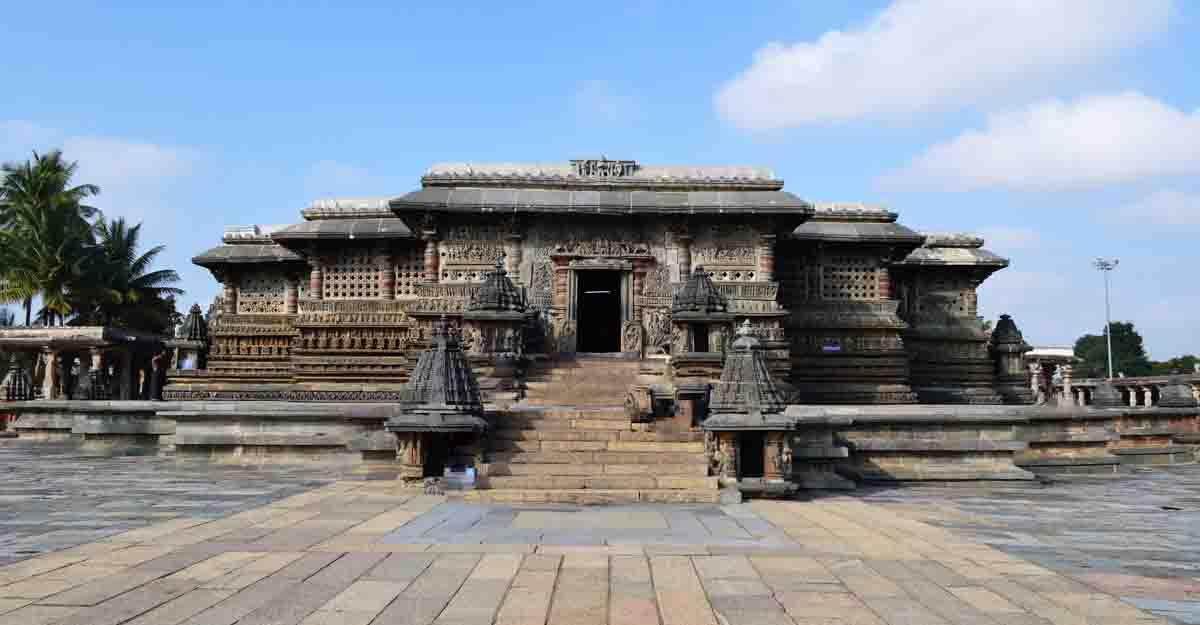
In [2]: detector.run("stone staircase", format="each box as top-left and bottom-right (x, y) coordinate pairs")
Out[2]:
(466, 356), (720, 504)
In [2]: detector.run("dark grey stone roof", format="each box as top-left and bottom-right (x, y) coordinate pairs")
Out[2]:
(705, 321), (788, 422)
(391, 187), (812, 216)
(193, 243), (302, 267)
(272, 218), (413, 242)
(301, 197), (394, 220)
(672, 266), (728, 315)
(790, 219), (925, 245)
(898, 232), (1008, 268)
(1159, 377), (1199, 408)
(468, 259), (525, 314)
(990, 314), (1029, 348)
(395, 318), (482, 412)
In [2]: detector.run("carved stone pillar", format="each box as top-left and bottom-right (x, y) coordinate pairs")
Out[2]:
(504, 230), (523, 286)
(1060, 365), (1073, 407)
(308, 257), (324, 300)
(716, 432), (738, 485)
(675, 233), (693, 282)
(396, 432), (426, 481)
(422, 233), (439, 283)
(379, 247), (396, 299)
(220, 270), (238, 315)
(551, 258), (570, 312)
(757, 234), (776, 282)
(1128, 387), (1137, 408)
(41, 350), (58, 400)
(764, 431), (787, 481)
(284, 274), (299, 314)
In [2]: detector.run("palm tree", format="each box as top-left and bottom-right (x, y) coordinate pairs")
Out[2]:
(73, 217), (183, 332)
(0, 151), (99, 325)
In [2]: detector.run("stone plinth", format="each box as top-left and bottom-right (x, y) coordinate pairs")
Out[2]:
(1111, 407), (1199, 465)
(806, 405), (1036, 482)
(1014, 408), (1121, 475)
(8, 400), (177, 452)
(169, 402), (392, 464)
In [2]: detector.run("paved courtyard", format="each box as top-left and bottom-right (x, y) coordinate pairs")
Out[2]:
(0, 441), (1197, 624)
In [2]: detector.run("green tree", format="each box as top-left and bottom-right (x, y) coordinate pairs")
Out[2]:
(0, 151), (99, 325)
(71, 217), (183, 333)
(1074, 321), (1153, 378)
(1152, 354), (1198, 375)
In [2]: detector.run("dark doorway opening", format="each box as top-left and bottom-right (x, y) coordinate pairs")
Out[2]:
(423, 435), (448, 478)
(738, 432), (765, 478)
(692, 323), (710, 353)
(577, 270), (622, 352)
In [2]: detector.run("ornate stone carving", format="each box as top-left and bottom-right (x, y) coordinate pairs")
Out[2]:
(553, 238), (650, 257)
(621, 320), (642, 353)
(642, 263), (671, 298)
(237, 269), (287, 314)
(643, 308), (673, 355)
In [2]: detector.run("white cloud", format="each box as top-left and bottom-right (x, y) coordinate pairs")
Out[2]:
(1104, 189), (1200, 226)
(1, 121), (192, 224)
(571, 80), (642, 126)
(715, 0), (1171, 130)
(879, 92), (1200, 191)
(978, 227), (1041, 251)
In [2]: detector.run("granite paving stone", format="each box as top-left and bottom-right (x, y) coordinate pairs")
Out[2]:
(1, 438), (1196, 624)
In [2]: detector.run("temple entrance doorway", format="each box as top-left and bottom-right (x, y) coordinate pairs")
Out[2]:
(576, 270), (622, 352)
(738, 432), (765, 478)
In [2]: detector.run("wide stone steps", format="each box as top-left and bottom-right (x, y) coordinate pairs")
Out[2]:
(463, 488), (722, 504)
(492, 428), (703, 442)
(485, 451), (709, 465)
(481, 462), (709, 477)
(471, 358), (716, 504)
(490, 439), (705, 453)
(479, 475), (717, 490)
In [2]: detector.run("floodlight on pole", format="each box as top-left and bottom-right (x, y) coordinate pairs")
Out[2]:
(1092, 258), (1119, 379)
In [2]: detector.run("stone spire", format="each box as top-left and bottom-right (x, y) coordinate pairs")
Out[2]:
(397, 316), (482, 413)
(1159, 375), (1199, 408)
(468, 257), (525, 313)
(2, 354), (33, 401)
(1091, 380), (1125, 409)
(709, 320), (787, 416)
(673, 266), (727, 315)
(179, 303), (209, 342)
(990, 314), (1034, 404)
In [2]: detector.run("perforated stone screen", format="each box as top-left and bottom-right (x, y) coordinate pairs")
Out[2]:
(395, 246), (424, 297)
(237, 270), (286, 314)
(821, 256), (879, 301)
(323, 247), (381, 300)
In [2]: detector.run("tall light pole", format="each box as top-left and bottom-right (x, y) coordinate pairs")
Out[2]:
(1093, 258), (1119, 379)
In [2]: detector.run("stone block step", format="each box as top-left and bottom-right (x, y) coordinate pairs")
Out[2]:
(482, 462), (709, 477)
(480, 475), (718, 490)
(492, 418), (631, 432)
(491, 428), (704, 443)
(489, 439), (706, 453)
(485, 451), (709, 465)
(463, 488), (721, 505)
(520, 398), (629, 408)
(496, 406), (629, 419)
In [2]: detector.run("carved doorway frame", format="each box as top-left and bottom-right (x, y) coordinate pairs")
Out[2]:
(566, 258), (634, 354)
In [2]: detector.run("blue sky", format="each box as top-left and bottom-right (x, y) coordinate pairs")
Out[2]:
(2, 1), (1198, 360)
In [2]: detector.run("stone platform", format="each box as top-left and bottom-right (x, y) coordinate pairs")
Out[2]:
(0, 465), (1191, 625)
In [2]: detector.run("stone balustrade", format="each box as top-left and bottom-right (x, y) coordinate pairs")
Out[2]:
(1050, 374), (1200, 408)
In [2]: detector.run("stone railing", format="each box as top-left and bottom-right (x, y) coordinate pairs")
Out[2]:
(1050, 374), (1200, 407)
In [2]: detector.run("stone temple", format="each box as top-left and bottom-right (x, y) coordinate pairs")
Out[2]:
(181, 159), (1007, 406)
(7, 158), (1198, 503)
